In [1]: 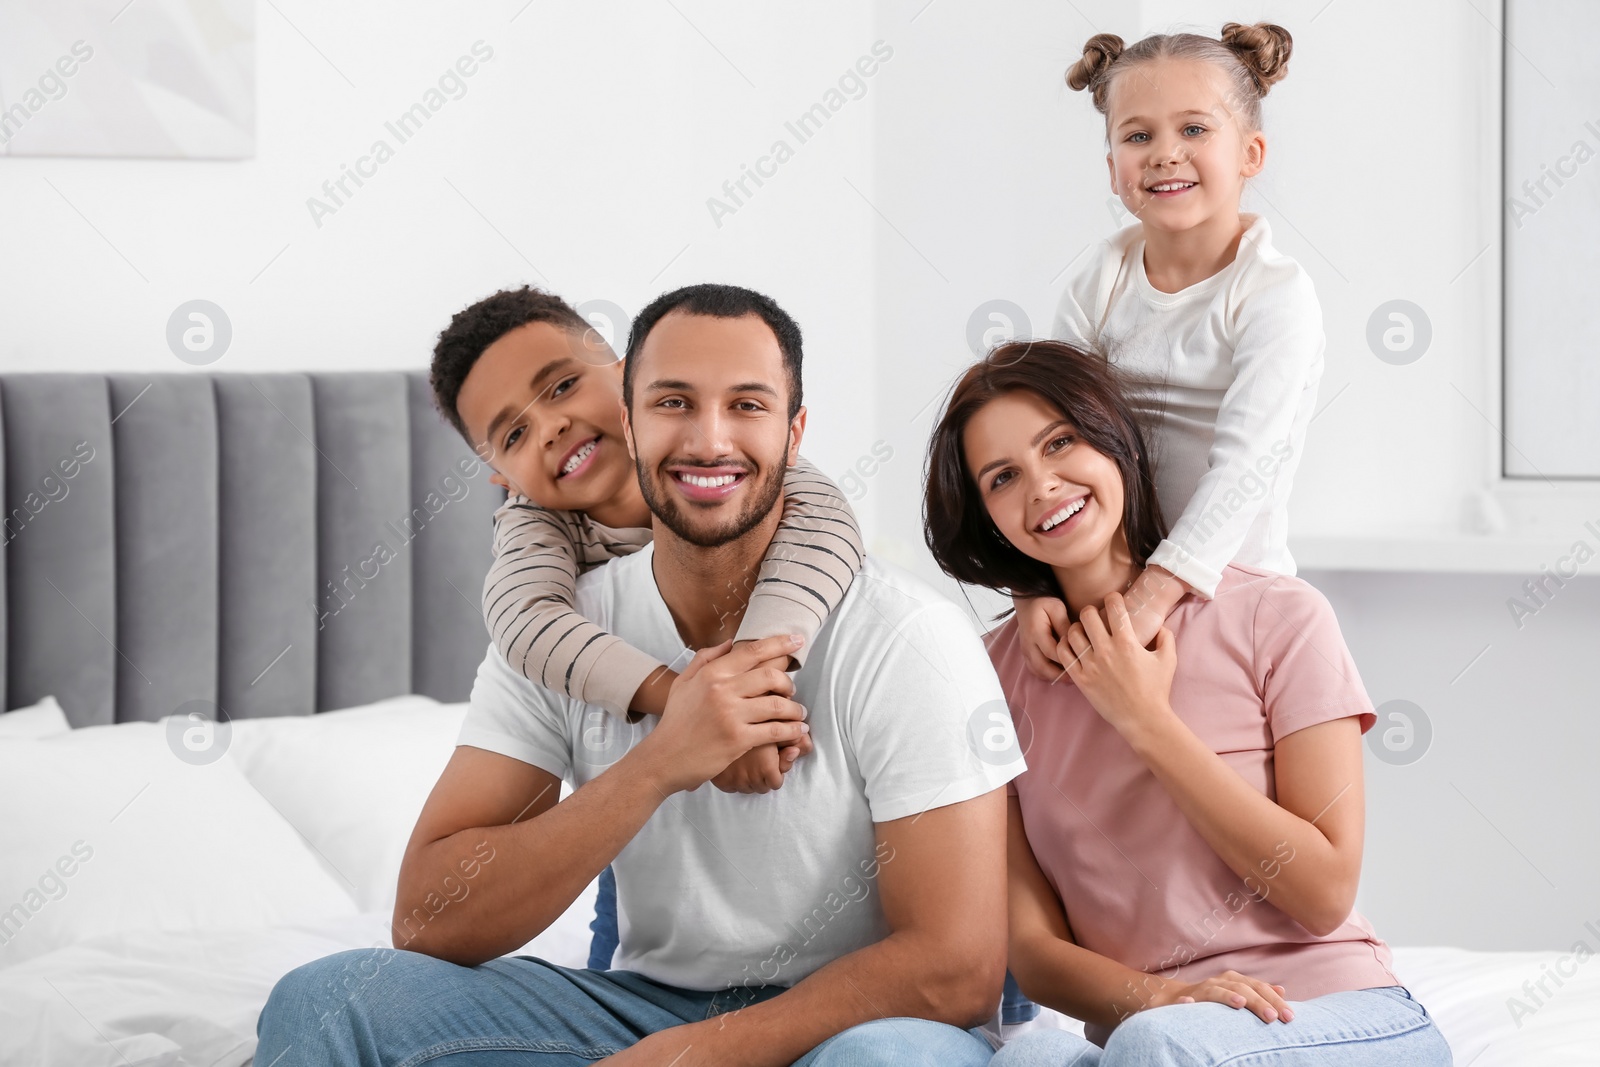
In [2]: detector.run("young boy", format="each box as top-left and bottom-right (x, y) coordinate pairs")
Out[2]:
(429, 284), (864, 794)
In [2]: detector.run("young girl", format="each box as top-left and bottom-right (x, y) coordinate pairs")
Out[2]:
(1013, 22), (1325, 682)
(924, 340), (1451, 1064)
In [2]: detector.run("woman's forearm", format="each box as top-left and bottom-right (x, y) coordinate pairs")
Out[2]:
(1119, 711), (1357, 936)
(1012, 933), (1177, 1032)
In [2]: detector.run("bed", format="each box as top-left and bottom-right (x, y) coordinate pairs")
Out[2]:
(0, 373), (1594, 1065)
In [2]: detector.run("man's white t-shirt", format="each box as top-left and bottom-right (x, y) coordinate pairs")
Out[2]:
(1052, 212), (1325, 599)
(458, 544), (1025, 992)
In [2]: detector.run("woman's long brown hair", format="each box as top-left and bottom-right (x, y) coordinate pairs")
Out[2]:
(923, 339), (1167, 602)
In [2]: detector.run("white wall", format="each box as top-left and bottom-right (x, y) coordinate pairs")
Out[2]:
(2, 0), (1594, 951)
(0, 0), (885, 525)
(1308, 567), (1600, 953)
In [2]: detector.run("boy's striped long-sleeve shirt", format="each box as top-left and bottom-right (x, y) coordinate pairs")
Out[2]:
(481, 456), (864, 716)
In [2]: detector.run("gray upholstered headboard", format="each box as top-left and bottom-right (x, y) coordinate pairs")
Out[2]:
(0, 371), (500, 728)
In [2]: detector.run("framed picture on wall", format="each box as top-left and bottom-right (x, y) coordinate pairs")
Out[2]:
(0, 0), (253, 159)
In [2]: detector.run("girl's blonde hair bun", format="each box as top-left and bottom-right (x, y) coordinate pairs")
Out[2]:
(1220, 22), (1293, 95)
(1066, 32), (1125, 95)
(1066, 23), (1294, 132)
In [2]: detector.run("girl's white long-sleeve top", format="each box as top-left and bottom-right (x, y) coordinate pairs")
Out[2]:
(1051, 212), (1325, 598)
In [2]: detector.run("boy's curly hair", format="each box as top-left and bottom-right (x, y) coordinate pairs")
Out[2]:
(429, 285), (590, 442)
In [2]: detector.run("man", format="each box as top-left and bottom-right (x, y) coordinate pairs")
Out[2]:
(255, 283), (1026, 1066)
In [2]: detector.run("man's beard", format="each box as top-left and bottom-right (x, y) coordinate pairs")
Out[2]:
(637, 453), (786, 548)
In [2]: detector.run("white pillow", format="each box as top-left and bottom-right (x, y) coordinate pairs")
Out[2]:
(0, 721), (359, 969)
(225, 695), (470, 912)
(0, 696), (70, 739)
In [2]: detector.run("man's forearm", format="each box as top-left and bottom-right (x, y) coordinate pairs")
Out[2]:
(645, 928), (1003, 1067)
(396, 746), (673, 966)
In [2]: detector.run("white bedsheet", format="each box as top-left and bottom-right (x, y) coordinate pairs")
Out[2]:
(4, 921), (1596, 1066)
(1392, 945), (1600, 1066)
(0, 881), (598, 1067)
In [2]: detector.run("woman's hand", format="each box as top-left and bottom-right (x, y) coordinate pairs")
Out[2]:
(1059, 591), (1178, 735)
(1014, 595), (1072, 681)
(1147, 969), (1295, 1024)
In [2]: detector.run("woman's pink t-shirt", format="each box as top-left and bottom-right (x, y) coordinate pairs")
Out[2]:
(988, 563), (1399, 1035)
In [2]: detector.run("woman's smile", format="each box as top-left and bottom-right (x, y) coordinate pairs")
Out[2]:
(1035, 494), (1091, 537)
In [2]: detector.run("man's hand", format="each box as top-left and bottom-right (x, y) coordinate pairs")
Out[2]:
(595, 1024), (715, 1067)
(710, 640), (815, 794)
(639, 634), (809, 796)
(1014, 595), (1071, 681)
(595, 1023), (720, 1062)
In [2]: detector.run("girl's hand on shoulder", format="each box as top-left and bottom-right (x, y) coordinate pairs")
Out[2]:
(1060, 591), (1178, 733)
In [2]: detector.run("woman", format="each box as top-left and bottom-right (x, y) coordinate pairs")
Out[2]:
(923, 340), (1451, 1064)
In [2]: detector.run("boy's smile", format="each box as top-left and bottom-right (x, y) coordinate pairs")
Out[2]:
(455, 320), (648, 529)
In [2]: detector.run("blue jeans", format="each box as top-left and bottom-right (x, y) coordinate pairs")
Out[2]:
(256, 945), (996, 1065)
(588, 865), (619, 969)
(1003, 969), (1041, 1025)
(988, 985), (1452, 1065)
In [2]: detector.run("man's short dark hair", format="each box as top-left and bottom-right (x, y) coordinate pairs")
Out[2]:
(429, 285), (590, 442)
(623, 284), (803, 420)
